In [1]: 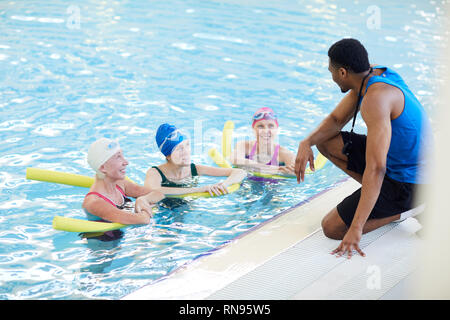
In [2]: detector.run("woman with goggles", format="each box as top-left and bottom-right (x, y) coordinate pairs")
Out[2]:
(230, 107), (296, 176)
(145, 123), (246, 199)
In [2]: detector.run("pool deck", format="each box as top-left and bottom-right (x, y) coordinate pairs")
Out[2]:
(122, 178), (421, 300)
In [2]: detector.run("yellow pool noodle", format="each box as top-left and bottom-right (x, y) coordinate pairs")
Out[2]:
(26, 167), (95, 188)
(26, 167), (136, 188)
(166, 182), (240, 199)
(53, 205), (158, 233)
(208, 148), (232, 168)
(251, 172), (292, 179)
(27, 167), (239, 198)
(53, 216), (126, 233)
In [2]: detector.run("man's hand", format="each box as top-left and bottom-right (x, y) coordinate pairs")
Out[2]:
(331, 226), (365, 259)
(295, 140), (315, 183)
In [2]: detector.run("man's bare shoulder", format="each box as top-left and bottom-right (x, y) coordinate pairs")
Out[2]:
(366, 80), (403, 102)
(361, 83), (397, 119)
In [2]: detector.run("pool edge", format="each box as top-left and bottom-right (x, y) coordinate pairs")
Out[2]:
(121, 177), (360, 300)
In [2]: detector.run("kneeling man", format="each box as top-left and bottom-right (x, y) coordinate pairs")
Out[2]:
(295, 38), (432, 258)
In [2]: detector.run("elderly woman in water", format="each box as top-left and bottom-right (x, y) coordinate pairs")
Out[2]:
(82, 138), (164, 226)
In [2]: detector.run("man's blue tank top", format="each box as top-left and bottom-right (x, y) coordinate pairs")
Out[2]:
(363, 65), (432, 184)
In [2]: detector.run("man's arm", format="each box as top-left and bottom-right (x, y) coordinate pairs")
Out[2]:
(295, 89), (358, 182)
(303, 89), (359, 146)
(332, 85), (392, 258)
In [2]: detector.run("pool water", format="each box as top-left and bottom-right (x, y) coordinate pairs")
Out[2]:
(0, 0), (447, 299)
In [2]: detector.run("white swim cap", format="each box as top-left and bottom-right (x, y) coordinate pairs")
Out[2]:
(87, 138), (121, 178)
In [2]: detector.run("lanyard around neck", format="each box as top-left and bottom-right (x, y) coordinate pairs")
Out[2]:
(350, 67), (373, 133)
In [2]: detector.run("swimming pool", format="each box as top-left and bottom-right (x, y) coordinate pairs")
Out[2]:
(0, 0), (446, 299)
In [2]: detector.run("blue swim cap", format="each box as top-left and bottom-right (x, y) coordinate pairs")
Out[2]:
(156, 123), (187, 156)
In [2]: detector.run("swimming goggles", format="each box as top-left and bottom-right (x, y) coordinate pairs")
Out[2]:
(107, 141), (119, 150)
(158, 129), (185, 151)
(253, 111), (277, 121)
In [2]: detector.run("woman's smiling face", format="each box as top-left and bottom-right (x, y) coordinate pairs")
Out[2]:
(253, 119), (278, 143)
(100, 150), (129, 179)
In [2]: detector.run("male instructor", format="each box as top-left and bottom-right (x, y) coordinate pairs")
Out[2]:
(295, 38), (431, 258)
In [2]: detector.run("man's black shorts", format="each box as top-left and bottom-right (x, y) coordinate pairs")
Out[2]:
(336, 131), (420, 228)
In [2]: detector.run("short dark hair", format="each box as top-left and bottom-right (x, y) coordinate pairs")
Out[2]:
(328, 38), (370, 73)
